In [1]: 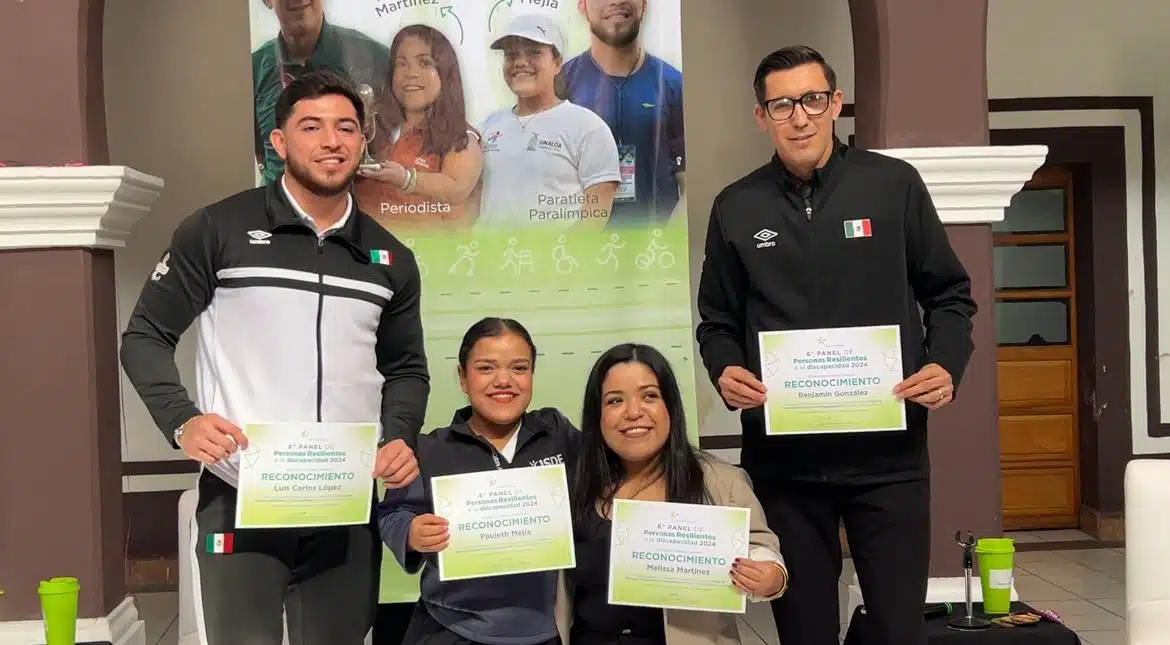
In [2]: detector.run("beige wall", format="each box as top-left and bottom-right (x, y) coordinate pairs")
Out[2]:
(105, 0), (256, 491)
(106, 0), (1170, 489)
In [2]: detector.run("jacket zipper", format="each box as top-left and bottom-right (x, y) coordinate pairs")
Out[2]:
(803, 187), (819, 350)
(315, 236), (325, 423)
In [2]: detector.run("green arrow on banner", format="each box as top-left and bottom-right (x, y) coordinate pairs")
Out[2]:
(440, 5), (464, 45)
(487, 0), (514, 32)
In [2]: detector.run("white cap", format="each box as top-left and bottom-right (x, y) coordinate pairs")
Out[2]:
(490, 13), (566, 56)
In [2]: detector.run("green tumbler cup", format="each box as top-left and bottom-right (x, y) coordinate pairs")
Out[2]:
(975, 538), (1015, 615)
(38, 577), (80, 645)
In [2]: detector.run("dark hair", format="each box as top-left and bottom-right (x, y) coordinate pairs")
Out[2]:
(274, 69), (365, 130)
(456, 317), (537, 372)
(378, 24), (472, 158)
(752, 45), (837, 104)
(551, 46), (568, 101)
(570, 343), (708, 527)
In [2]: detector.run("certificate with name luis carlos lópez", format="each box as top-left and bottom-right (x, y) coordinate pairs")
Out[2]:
(235, 422), (380, 529)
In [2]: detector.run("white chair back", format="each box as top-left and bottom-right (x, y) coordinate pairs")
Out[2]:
(1124, 459), (1170, 644)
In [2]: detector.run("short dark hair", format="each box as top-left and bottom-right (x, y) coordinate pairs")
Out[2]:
(753, 45), (837, 104)
(273, 69), (365, 130)
(456, 317), (537, 372)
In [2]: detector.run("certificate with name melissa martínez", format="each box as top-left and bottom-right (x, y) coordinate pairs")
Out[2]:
(433, 464), (575, 581)
(758, 325), (907, 435)
(234, 422), (380, 529)
(608, 499), (751, 613)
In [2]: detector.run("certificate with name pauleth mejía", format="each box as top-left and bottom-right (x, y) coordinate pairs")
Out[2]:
(608, 499), (751, 613)
(234, 422), (380, 529)
(758, 324), (907, 435)
(432, 463), (575, 581)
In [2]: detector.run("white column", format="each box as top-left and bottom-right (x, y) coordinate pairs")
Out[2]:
(0, 165), (163, 645)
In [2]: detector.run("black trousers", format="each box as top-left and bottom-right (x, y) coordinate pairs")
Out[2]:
(192, 471), (382, 645)
(757, 477), (931, 645)
(373, 602), (417, 645)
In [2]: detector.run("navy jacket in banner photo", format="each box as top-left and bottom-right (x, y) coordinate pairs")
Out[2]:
(377, 407), (581, 645)
(118, 183), (430, 489)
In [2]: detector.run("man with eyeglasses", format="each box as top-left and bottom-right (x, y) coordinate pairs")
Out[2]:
(695, 46), (976, 645)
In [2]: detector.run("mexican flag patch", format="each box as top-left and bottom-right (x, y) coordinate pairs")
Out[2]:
(206, 533), (234, 554)
(843, 219), (872, 239)
(369, 249), (392, 265)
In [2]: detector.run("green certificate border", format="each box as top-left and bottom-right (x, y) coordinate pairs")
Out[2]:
(759, 325), (908, 435)
(608, 499), (750, 613)
(433, 464), (575, 581)
(235, 422), (379, 529)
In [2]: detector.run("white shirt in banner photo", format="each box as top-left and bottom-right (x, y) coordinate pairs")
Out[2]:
(476, 101), (621, 229)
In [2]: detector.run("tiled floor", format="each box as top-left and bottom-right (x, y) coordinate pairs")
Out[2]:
(138, 543), (1128, 645)
(1008, 528), (1101, 543)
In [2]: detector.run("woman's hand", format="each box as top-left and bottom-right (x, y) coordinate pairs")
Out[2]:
(730, 558), (787, 598)
(357, 160), (409, 188)
(407, 513), (449, 553)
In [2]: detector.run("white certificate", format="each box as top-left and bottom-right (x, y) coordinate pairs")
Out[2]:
(235, 422), (380, 529)
(432, 464), (575, 581)
(758, 325), (907, 435)
(608, 499), (751, 613)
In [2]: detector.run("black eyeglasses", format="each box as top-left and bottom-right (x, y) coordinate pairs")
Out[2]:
(761, 90), (833, 122)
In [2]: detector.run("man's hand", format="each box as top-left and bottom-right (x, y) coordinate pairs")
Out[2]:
(179, 414), (248, 464)
(375, 439), (419, 488)
(730, 559), (787, 598)
(718, 366), (768, 409)
(407, 514), (449, 553)
(893, 363), (954, 410)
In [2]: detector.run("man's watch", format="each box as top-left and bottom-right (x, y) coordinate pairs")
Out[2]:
(173, 420), (190, 448)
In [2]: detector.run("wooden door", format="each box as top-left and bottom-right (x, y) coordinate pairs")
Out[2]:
(996, 166), (1081, 530)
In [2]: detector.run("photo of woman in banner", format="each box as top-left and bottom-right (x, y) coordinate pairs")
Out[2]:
(354, 23), (484, 232)
(475, 13), (621, 230)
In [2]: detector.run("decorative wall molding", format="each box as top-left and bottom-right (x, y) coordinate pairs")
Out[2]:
(873, 145), (1050, 225)
(0, 166), (164, 249)
(0, 595), (144, 645)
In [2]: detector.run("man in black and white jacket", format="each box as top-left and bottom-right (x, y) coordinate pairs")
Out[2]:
(120, 70), (428, 644)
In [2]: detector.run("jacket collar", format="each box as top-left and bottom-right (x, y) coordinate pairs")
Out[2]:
(262, 182), (368, 261)
(770, 136), (848, 193)
(277, 20), (342, 68)
(447, 406), (547, 446)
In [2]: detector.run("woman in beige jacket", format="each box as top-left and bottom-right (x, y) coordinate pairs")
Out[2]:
(556, 343), (787, 645)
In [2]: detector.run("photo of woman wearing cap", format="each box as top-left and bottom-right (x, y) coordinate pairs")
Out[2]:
(475, 14), (621, 230)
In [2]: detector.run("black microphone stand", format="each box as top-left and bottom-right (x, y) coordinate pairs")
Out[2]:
(948, 530), (991, 630)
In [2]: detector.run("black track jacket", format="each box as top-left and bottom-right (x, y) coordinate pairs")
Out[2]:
(696, 140), (977, 485)
(119, 183), (429, 486)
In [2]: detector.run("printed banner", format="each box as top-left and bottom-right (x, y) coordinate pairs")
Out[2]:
(247, 0), (690, 604)
(759, 325), (907, 435)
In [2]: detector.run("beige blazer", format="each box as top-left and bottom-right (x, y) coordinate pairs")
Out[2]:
(555, 454), (787, 645)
